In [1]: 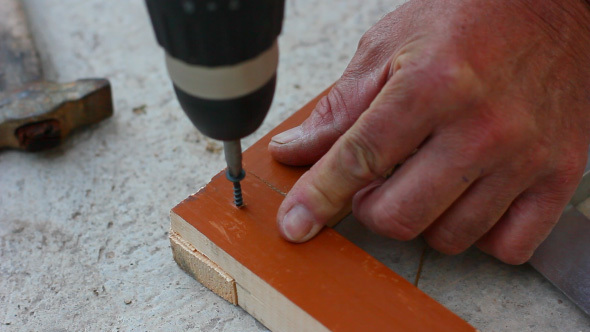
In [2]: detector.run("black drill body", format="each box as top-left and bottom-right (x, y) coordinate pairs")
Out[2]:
(146, 0), (285, 206)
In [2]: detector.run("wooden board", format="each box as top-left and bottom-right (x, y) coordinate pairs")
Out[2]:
(170, 88), (475, 331)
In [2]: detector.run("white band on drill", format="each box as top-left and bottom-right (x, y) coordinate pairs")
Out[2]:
(165, 42), (278, 100)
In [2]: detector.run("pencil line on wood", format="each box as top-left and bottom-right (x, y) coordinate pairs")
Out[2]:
(249, 171), (287, 196)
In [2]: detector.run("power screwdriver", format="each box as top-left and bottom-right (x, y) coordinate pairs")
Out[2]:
(145, 0), (285, 206)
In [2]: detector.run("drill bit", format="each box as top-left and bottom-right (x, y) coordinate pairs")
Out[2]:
(223, 140), (245, 207)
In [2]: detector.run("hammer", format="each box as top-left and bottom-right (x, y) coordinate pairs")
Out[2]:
(0, 0), (113, 151)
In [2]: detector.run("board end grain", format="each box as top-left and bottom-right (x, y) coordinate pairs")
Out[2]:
(170, 230), (237, 305)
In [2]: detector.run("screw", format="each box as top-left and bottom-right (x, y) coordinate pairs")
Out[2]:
(233, 181), (243, 207)
(226, 169), (246, 207)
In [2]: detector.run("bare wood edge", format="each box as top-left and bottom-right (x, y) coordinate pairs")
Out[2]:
(171, 211), (329, 332)
(169, 206), (347, 307)
(169, 230), (237, 305)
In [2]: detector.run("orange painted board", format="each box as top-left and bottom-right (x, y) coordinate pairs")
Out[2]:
(172, 86), (475, 331)
(173, 173), (474, 331)
(243, 88), (329, 194)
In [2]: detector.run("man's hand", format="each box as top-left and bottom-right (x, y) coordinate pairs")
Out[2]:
(269, 0), (590, 264)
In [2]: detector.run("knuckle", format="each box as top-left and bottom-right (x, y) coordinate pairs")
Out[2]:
(524, 143), (552, 172)
(499, 141), (549, 176)
(449, 143), (484, 171)
(307, 178), (341, 213)
(357, 31), (376, 52)
(484, 232), (539, 265)
(443, 136), (490, 172)
(338, 131), (382, 184)
(293, 171), (342, 219)
(355, 36), (383, 71)
(425, 225), (472, 256)
(313, 96), (336, 126)
(461, 116), (535, 165)
(314, 86), (347, 130)
(355, 16), (399, 74)
(365, 202), (421, 241)
(357, 24), (386, 54)
(419, 57), (483, 105)
(478, 119), (520, 147)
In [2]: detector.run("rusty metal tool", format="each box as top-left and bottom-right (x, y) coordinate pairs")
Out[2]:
(0, 0), (112, 151)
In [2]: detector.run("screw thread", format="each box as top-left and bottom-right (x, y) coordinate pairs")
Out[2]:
(233, 181), (244, 207)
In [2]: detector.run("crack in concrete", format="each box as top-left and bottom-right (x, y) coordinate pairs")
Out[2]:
(414, 244), (429, 287)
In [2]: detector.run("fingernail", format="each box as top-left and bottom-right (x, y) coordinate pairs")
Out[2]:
(280, 205), (322, 242)
(271, 126), (302, 145)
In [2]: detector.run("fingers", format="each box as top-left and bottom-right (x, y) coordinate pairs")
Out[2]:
(277, 72), (435, 242)
(352, 134), (485, 241)
(476, 181), (577, 265)
(421, 173), (525, 254)
(268, 51), (390, 166)
(476, 152), (585, 265)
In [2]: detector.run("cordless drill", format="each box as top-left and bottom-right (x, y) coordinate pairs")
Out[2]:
(145, 0), (285, 206)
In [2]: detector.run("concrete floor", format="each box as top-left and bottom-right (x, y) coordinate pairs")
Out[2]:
(1, 0), (588, 331)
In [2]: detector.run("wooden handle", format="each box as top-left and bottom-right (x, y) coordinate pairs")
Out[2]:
(0, 0), (42, 91)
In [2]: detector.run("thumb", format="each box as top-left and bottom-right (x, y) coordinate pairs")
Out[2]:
(268, 59), (389, 166)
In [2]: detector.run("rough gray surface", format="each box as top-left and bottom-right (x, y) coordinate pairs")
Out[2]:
(335, 216), (590, 331)
(0, 0), (588, 331)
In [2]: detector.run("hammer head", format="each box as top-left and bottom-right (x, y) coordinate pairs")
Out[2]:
(0, 78), (113, 151)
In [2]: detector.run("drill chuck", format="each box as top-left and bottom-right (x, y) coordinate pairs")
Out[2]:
(165, 43), (278, 140)
(145, 0), (284, 140)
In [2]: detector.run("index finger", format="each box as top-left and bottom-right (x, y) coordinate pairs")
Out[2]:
(277, 71), (434, 242)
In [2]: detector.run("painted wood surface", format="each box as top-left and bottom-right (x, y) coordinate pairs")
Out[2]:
(171, 87), (475, 331)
